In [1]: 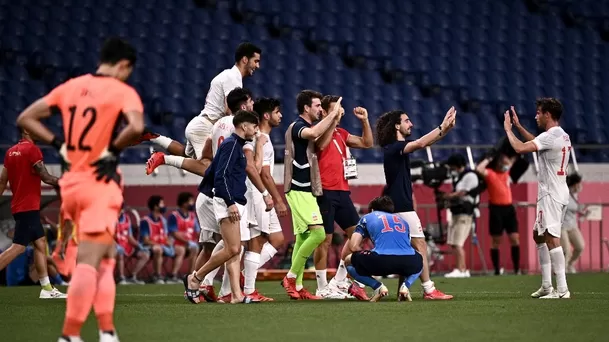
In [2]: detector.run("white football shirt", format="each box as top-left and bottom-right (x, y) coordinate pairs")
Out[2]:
(199, 65), (242, 121)
(211, 116), (235, 156)
(532, 126), (571, 205)
(244, 133), (274, 193)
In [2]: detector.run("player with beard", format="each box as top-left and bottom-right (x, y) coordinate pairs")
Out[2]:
(241, 97), (288, 301)
(375, 107), (456, 300)
(503, 99), (571, 299)
(312, 95), (373, 300)
(140, 43), (262, 175)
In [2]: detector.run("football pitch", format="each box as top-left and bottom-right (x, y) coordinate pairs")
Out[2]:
(2, 273), (608, 342)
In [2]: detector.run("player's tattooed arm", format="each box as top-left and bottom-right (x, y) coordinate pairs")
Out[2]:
(0, 167), (8, 195)
(33, 161), (59, 186)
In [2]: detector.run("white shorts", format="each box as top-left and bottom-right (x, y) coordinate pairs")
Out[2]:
(395, 211), (425, 238)
(246, 191), (282, 238)
(196, 193), (217, 244)
(212, 197), (251, 242)
(534, 195), (567, 238)
(184, 115), (214, 160)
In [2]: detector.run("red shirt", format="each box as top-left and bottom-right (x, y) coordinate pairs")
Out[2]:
(4, 139), (43, 214)
(486, 169), (512, 205)
(317, 127), (350, 191)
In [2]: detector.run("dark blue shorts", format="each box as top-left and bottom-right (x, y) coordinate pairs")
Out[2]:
(351, 251), (423, 277)
(12, 210), (45, 247)
(317, 190), (360, 234)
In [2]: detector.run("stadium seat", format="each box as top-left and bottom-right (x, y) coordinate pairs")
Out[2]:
(0, 0), (606, 163)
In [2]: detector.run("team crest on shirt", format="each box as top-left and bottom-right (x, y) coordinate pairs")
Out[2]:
(312, 212), (319, 221)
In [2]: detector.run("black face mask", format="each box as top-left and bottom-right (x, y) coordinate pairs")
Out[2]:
(187, 204), (195, 212)
(159, 206), (167, 214)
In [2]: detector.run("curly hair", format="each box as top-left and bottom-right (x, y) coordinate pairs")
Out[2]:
(375, 110), (405, 147)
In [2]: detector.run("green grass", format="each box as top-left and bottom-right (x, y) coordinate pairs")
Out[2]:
(2, 273), (608, 342)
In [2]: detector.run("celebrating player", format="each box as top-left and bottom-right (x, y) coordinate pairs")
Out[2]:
(192, 88), (267, 302)
(16, 37), (144, 342)
(503, 100), (571, 299)
(184, 110), (260, 304)
(344, 196), (424, 302)
(375, 107), (456, 300)
(281, 90), (342, 300)
(0, 129), (66, 299)
(146, 87), (254, 176)
(313, 95), (373, 300)
(242, 97), (287, 301)
(140, 43), (261, 173)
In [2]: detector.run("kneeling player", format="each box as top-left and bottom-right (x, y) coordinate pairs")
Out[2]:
(344, 196), (423, 302)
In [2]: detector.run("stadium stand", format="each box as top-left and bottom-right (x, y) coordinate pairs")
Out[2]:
(0, 0), (607, 163)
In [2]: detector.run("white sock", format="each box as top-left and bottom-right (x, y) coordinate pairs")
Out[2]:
(164, 155), (184, 168)
(550, 247), (568, 293)
(334, 260), (348, 282)
(202, 240), (225, 286)
(315, 269), (328, 290)
(296, 284), (303, 291)
(243, 252), (260, 295)
(219, 266), (232, 297)
(421, 280), (435, 294)
(259, 242), (278, 267)
(151, 135), (172, 149)
(40, 276), (51, 287)
(537, 243), (552, 289)
(287, 271), (297, 279)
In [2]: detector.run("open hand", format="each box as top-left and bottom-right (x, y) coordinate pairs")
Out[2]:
(503, 111), (513, 131)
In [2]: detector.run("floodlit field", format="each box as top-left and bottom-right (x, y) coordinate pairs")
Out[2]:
(2, 273), (608, 342)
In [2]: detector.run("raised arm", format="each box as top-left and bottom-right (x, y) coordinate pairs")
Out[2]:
(510, 106), (536, 141)
(476, 157), (492, 177)
(504, 111), (537, 154)
(315, 114), (340, 150)
(346, 107), (374, 149)
(403, 106), (457, 154)
(300, 97), (343, 140)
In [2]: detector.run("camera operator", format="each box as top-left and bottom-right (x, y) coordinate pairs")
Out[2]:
(442, 154), (479, 278)
(477, 153), (520, 275)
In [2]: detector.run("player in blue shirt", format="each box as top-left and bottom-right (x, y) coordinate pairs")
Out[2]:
(374, 108), (456, 300)
(344, 196), (423, 302)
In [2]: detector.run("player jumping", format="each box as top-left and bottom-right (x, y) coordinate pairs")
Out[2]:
(344, 196), (424, 302)
(140, 43), (261, 175)
(375, 107), (456, 300)
(17, 37), (145, 342)
(503, 99), (571, 299)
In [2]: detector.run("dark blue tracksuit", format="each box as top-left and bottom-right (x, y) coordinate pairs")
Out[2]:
(198, 133), (248, 206)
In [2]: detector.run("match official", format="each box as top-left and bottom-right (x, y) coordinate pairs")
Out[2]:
(477, 153), (520, 275)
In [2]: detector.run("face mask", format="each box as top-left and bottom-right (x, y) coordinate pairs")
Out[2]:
(159, 206), (167, 214)
(187, 204), (195, 212)
(450, 170), (459, 177)
(501, 165), (510, 172)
